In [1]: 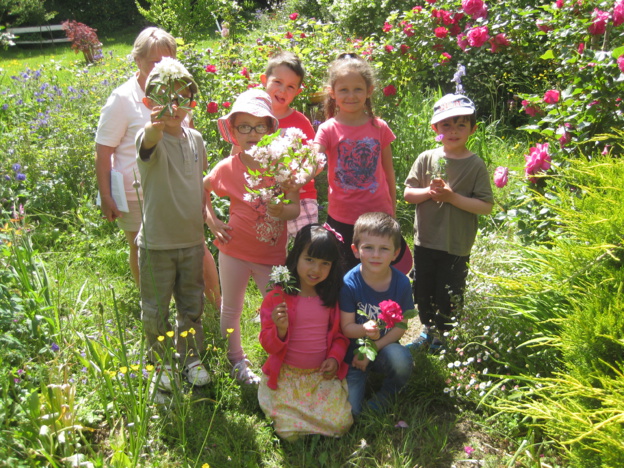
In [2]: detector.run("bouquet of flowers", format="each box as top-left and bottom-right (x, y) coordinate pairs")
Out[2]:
(356, 300), (416, 361)
(146, 57), (197, 119)
(244, 128), (326, 206)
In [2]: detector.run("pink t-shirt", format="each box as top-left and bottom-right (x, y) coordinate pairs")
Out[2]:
(283, 295), (329, 369)
(208, 153), (287, 265)
(280, 110), (317, 200)
(315, 117), (395, 224)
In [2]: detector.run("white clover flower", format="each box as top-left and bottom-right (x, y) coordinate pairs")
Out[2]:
(447, 362), (454, 369)
(454, 360), (461, 368)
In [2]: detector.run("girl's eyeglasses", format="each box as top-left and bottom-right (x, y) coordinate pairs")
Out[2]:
(235, 124), (269, 134)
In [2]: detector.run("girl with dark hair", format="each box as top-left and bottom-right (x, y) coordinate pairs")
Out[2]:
(258, 224), (353, 441)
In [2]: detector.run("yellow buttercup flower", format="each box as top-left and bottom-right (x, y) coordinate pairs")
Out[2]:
(119, 366), (128, 374)
(157, 336), (165, 342)
(180, 331), (188, 338)
(189, 328), (196, 335)
(226, 328), (234, 334)
(146, 364), (155, 372)
(202, 464), (210, 468)
(131, 365), (140, 371)
(166, 331), (175, 338)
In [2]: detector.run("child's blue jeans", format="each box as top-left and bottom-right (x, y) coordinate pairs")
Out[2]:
(346, 343), (413, 416)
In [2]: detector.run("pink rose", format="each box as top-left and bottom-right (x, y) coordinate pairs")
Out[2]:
(614, 0), (624, 27)
(378, 300), (403, 328)
(382, 22), (393, 33)
(440, 52), (452, 64)
(457, 34), (469, 51)
(521, 100), (541, 117)
(412, 6), (422, 13)
(205, 64), (217, 73)
(536, 19), (552, 33)
(467, 26), (489, 47)
(404, 24), (415, 37)
(555, 0), (564, 8)
(543, 90), (560, 104)
(489, 33), (510, 53)
(588, 9), (609, 35)
(289, 12), (299, 20)
(558, 125), (571, 148)
(578, 42), (585, 55)
(400, 44), (410, 54)
(385, 44), (394, 52)
(525, 143), (551, 183)
(462, 0), (488, 19)
(240, 67), (250, 79)
(206, 101), (219, 113)
(383, 85), (397, 96)
(493, 166), (508, 188)
(618, 55), (624, 73)
(434, 27), (448, 38)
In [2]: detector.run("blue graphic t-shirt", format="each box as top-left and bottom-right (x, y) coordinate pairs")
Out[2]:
(339, 265), (414, 363)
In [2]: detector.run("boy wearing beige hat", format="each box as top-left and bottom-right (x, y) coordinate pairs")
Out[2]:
(204, 89), (300, 384)
(404, 94), (493, 353)
(136, 58), (210, 391)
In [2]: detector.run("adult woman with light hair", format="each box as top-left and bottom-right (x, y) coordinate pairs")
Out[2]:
(95, 27), (221, 309)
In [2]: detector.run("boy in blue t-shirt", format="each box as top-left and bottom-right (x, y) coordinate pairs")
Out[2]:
(340, 212), (414, 416)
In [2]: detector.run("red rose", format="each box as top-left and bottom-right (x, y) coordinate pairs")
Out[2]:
(384, 44), (394, 52)
(240, 67), (250, 79)
(285, 31), (293, 39)
(400, 44), (410, 54)
(434, 27), (448, 38)
(440, 52), (452, 64)
(222, 101), (231, 108)
(378, 300), (403, 328)
(382, 22), (393, 33)
(383, 85), (397, 96)
(206, 101), (219, 113)
(300, 33), (306, 38)
(403, 24), (415, 37)
(205, 64), (217, 73)
(289, 12), (299, 20)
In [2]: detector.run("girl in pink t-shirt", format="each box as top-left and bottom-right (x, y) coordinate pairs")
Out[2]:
(258, 223), (352, 441)
(314, 53), (397, 270)
(204, 89), (300, 384)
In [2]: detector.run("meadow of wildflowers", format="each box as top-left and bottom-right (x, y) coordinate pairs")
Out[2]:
(1, 1), (623, 466)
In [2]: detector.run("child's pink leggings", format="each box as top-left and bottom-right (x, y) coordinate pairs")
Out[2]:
(218, 251), (272, 363)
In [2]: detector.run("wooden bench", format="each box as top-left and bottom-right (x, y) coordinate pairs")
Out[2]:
(7, 24), (71, 45)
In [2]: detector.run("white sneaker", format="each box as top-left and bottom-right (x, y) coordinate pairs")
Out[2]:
(184, 362), (210, 386)
(231, 358), (260, 385)
(154, 364), (174, 392)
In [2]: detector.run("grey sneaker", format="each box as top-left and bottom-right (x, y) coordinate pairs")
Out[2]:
(231, 358), (260, 385)
(153, 364), (174, 392)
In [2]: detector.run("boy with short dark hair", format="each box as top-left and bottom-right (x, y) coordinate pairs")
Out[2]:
(404, 94), (494, 352)
(136, 58), (210, 391)
(340, 212), (414, 416)
(261, 51), (319, 237)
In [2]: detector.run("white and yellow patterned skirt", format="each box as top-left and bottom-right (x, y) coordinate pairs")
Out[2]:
(258, 364), (353, 441)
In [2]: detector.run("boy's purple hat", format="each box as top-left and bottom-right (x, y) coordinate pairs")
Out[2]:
(217, 89), (279, 145)
(431, 94), (475, 124)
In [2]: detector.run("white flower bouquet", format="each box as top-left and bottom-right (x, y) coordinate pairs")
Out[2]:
(244, 128), (326, 206)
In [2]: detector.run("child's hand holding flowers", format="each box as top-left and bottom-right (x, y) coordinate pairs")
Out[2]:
(356, 300), (415, 361)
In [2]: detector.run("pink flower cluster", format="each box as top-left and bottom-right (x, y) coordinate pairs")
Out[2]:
(462, 0), (488, 19)
(493, 166), (508, 188)
(521, 100), (541, 117)
(378, 300), (404, 328)
(524, 143), (551, 183)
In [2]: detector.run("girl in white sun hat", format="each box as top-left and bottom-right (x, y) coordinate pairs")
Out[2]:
(204, 89), (301, 384)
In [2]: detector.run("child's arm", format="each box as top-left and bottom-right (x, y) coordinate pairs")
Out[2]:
(266, 188), (300, 220)
(95, 144), (120, 222)
(430, 180), (494, 215)
(271, 302), (289, 340)
(313, 143), (327, 176)
(138, 107), (167, 159)
(203, 176), (233, 243)
(341, 312), (381, 340)
(404, 186), (433, 205)
(381, 144), (396, 216)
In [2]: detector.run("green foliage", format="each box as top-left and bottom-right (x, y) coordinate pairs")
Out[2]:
(46, 0), (143, 35)
(135, 0), (241, 42)
(0, 0), (54, 27)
